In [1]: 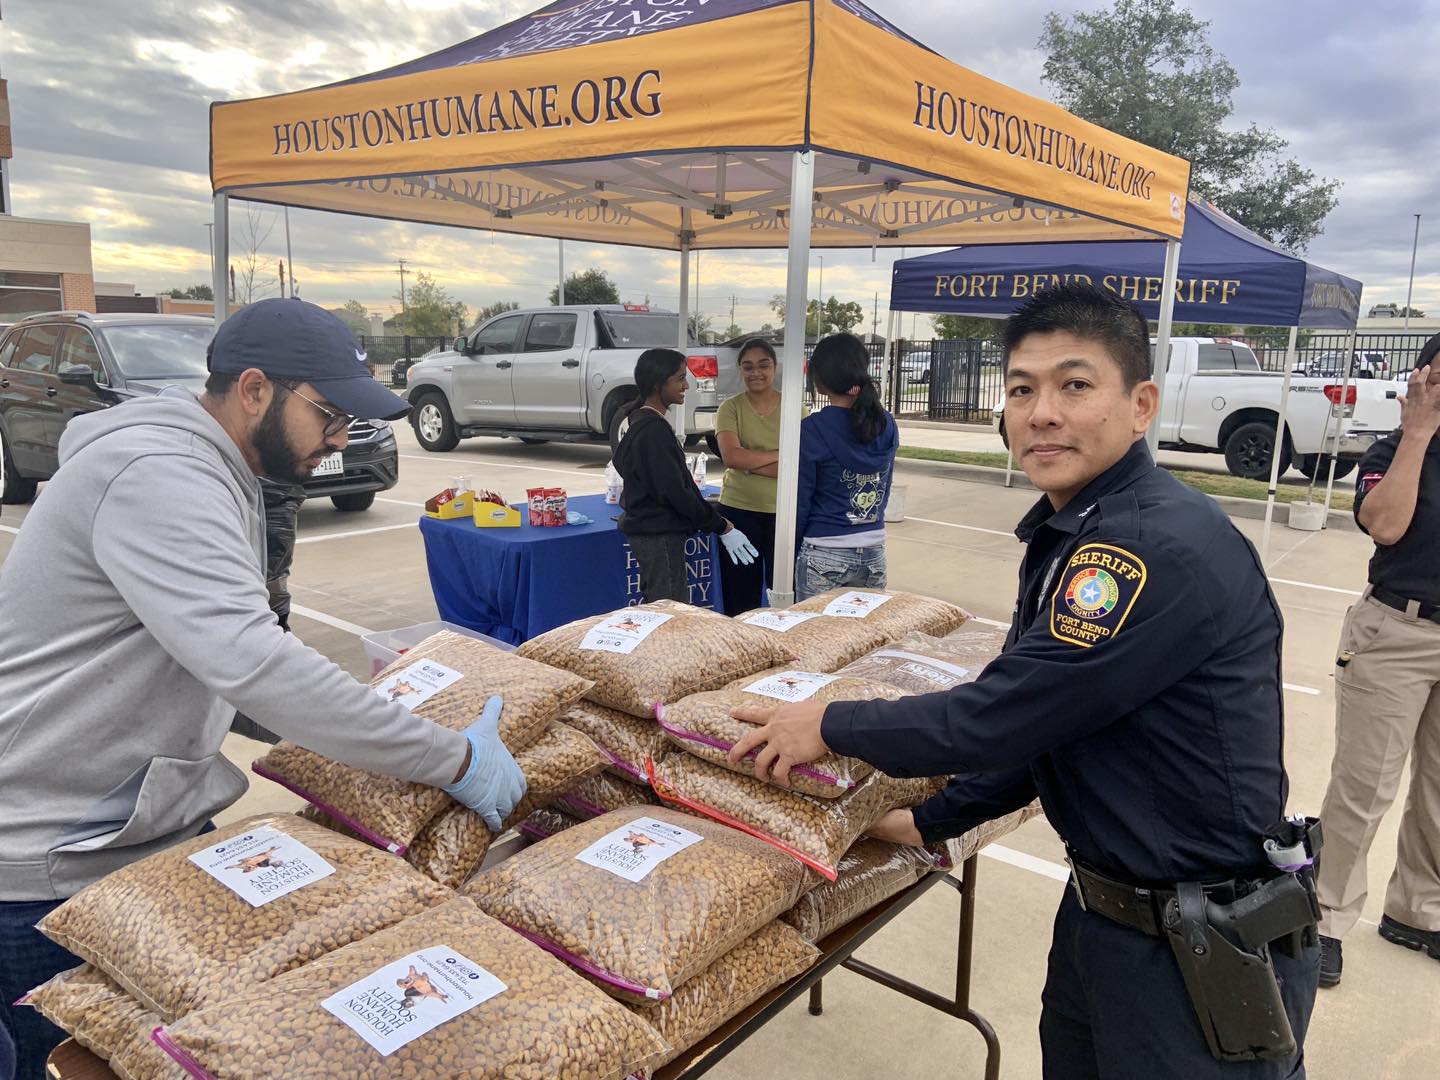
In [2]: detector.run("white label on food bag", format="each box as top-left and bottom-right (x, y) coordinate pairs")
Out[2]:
(575, 816), (704, 883)
(321, 947), (505, 1057)
(579, 610), (673, 654)
(373, 660), (464, 709)
(188, 826), (335, 908)
(742, 611), (823, 633)
(872, 650), (971, 687)
(744, 670), (838, 702)
(821, 591), (894, 618)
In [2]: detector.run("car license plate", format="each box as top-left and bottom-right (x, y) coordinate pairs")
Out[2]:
(311, 452), (344, 478)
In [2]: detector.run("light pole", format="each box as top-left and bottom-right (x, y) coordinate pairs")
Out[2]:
(1404, 213), (1422, 332)
(204, 222), (214, 283)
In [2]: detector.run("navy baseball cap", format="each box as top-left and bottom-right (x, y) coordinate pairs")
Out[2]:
(207, 298), (411, 421)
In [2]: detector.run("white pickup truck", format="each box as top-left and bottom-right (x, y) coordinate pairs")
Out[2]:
(997, 337), (1400, 480)
(404, 304), (733, 452)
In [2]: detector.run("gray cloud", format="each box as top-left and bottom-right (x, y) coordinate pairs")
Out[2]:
(3, 0), (1437, 325)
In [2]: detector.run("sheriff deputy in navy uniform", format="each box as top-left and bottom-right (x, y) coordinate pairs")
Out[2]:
(731, 283), (1322, 1079)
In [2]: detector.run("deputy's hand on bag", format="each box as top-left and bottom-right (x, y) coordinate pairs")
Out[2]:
(728, 700), (829, 787)
(720, 525), (760, 566)
(443, 695), (527, 831)
(866, 808), (923, 846)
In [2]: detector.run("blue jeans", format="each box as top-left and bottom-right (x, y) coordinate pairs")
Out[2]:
(794, 540), (887, 601)
(0, 898), (75, 1080)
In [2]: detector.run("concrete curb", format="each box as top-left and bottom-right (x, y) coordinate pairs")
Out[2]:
(892, 455), (1361, 533)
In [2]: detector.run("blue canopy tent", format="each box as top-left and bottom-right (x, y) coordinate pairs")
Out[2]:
(889, 196), (1365, 557)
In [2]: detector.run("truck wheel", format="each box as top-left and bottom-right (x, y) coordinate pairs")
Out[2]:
(1295, 454), (1356, 481)
(331, 492), (376, 512)
(0, 426), (38, 505)
(606, 396), (636, 454)
(411, 393), (460, 452)
(1224, 421), (1292, 480)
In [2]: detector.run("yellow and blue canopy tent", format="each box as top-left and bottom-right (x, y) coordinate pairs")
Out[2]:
(210, 0), (1191, 603)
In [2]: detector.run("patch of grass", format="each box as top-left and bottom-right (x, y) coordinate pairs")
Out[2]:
(897, 446), (1354, 512)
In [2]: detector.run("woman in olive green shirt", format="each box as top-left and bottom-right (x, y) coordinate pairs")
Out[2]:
(715, 338), (782, 613)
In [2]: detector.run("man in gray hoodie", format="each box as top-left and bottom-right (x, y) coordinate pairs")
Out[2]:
(0, 299), (524, 1078)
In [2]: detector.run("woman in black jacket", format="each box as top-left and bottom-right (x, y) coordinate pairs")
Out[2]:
(613, 349), (759, 604)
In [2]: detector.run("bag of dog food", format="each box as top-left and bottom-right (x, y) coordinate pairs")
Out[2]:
(648, 751), (942, 881)
(153, 897), (668, 1080)
(38, 814), (451, 1022)
(554, 772), (661, 820)
(20, 964), (184, 1080)
(462, 807), (809, 1001)
(780, 838), (946, 943)
(731, 607), (892, 673)
(790, 589), (970, 640)
(628, 921), (818, 1073)
(254, 632), (593, 852)
(559, 701), (668, 784)
(403, 722), (609, 888)
(516, 601), (793, 718)
(838, 625), (1008, 695)
(517, 807), (585, 842)
(656, 669), (904, 798)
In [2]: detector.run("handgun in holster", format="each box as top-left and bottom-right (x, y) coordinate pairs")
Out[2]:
(1163, 821), (1323, 1063)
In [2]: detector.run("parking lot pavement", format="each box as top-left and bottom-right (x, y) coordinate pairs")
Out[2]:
(1, 420), (1430, 1078)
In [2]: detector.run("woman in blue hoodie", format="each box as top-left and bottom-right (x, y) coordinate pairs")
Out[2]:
(794, 333), (899, 600)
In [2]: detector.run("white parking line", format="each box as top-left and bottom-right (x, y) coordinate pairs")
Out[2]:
(1268, 576), (1363, 598)
(295, 522), (418, 545)
(981, 844), (1071, 883)
(289, 604), (376, 637)
(398, 453), (599, 483)
(376, 496), (428, 509)
(0, 523), (18, 536)
(905, 515), (1016, 539)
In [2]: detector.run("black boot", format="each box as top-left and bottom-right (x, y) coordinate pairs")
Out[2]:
(1379, 916), (1440, 960)
(1319, 934), (1342, 988)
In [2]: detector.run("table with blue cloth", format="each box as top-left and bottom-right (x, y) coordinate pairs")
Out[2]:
(418, 490), (726, 645)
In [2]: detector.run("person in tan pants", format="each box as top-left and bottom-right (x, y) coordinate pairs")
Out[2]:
(1316, 336), (1440, 987)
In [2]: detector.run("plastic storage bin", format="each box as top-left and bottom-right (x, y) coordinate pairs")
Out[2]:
(361, 620), (515, 676)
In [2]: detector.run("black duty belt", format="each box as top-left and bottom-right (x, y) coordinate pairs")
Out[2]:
(1065, 858), (1260, 938)
(1371, 586), (1440, 625)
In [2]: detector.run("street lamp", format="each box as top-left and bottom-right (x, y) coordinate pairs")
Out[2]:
(1404, 213), (1422, 332)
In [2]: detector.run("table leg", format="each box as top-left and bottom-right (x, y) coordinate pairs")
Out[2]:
(808, 979), (824, 1016)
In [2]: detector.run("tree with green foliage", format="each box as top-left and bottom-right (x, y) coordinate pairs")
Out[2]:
(549, 268), (619, 306)
(333, 300), (371, 336)
(822, 297), (865, 335)
(687, 312), (714, 342)
(169, 284), (214, 300)
(1040, 0), (1339, 251)
(473, 300), (519, 325)
(394, 272), (467, 337)
(932, 314), (1003, 340)
(721, 323), (745, 341)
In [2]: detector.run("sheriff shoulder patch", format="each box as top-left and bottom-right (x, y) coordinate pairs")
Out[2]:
(1049, 543), (1147, 648)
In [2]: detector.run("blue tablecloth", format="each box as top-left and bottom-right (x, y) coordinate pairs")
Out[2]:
(419, 491), (725, 644)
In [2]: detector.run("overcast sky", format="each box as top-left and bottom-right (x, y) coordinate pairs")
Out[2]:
(2, 0), (1436, 331)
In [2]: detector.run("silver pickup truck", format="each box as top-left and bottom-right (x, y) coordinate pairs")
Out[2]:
(404, 304), (732, 451)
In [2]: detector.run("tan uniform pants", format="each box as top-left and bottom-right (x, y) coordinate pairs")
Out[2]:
(1316, 592), (1440, 937)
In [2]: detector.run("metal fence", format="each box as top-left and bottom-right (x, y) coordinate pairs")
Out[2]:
(1234, 331), (1434, 378)
(356, 334), (450, 366)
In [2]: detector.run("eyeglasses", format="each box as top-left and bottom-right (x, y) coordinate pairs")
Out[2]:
(279, 383), (353, 438)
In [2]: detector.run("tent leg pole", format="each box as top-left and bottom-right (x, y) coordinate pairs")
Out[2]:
(1146, 238), (1181, 457)
(212, 193), (230, 325)
(1321, 328), (1359, 523)
(770, 150), (815, 609)
(558, 239), (565, 305)
(1261, 327), (1299, 564)
(672, 213), (691, 442)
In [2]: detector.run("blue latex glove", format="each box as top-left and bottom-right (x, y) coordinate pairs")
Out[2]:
(442, 695), (526, 831)
(720, 526), (760, 566)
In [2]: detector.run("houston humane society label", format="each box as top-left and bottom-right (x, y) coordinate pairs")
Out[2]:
(742, 611), (823, 633)
(579, 610), (673, 654)
(821, 591), (894, 618)
(744, 670), (838, 702)
(373, 659), (464, 709)
(575, 816), (704, 882)
(188, 826), (335, 907)
(322, 947), (505, 1056)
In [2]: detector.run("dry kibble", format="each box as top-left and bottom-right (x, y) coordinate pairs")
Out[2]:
(38, 813), (451, 1022)
(254, 631), (594, 852)
(154, 898), (668, 1080)
(944, 801), (1045, 866)
(731, 608), (893, 672)
(780, 839), (946, 944)
(555, 772), (660, 819)
(790, 588), (970, 639)
(839, 625), (1009, 694)
(518, 806), (584, 842)
(462, 807), (809, 1001)
(516, 600), (794, 717)
(629, 921), (818, 1071)
(657, 670), (905, 798)
(20, 964), (185, 1080)
(649, 750), (942, 880)
(404, 722), (610, 888)
(560, 701), (669, 783)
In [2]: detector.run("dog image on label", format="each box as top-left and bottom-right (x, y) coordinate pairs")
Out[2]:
(225, 846), (285, 874)
(396, 965), (450, 1010)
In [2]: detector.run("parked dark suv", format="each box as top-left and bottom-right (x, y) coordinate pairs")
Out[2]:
(0, 312), (399, 510)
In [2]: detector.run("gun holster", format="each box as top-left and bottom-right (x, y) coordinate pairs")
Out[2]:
(1162, 871), (1320, 1063)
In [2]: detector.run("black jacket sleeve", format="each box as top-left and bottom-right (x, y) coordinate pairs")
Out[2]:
(911, 767), (1038, 845)
(821, 533), (1217, 775)
(1351, 433), (1399, 532)
(641, 420), (727, 534)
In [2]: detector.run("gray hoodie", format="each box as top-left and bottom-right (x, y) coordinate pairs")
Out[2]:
(0, 388), (467, 900)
